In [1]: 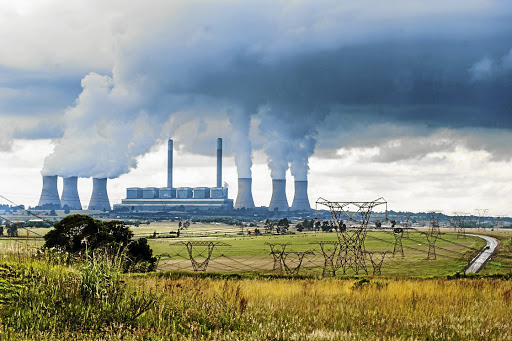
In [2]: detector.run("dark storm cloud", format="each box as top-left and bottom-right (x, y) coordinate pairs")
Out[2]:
(0, 0), (508, 177)
(191, 36), (512, 129)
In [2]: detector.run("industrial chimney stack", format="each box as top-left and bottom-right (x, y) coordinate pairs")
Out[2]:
(217, 138), (222, 188)
(268, 179), (289, 211)
(88, 178), (111, 211)
(167, 139), (173, 189)
(38, 175), (61, 208)
(291, 180), (310, 211)
(61, 176), (82, 210)
(234, 178), (255, 209)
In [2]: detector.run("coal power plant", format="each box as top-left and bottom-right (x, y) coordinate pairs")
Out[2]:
(61, 176), (82, 210)
(36, 137), (312, 213)
(268, 179), (289, 212)
(114, 138), (234, 212)
(234, 178), (255, 209)
(88, 178), (111, 211)
(291, 181), (310, 211)
(38, 175), (61, 208)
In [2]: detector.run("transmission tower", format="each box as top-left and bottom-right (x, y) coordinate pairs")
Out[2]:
(170, 241), (230, 272)
(312, 241), (341, 277)
(451, 212), (468, 238)
(266, 243), (289, 273)
(281, 251), (314, 275)
(423, 211), (441, 260)
(365, 251), (389, 275)
(474, 209), (489, 231)
(316, 197), (387, 275)
(392, 227), (404, 257)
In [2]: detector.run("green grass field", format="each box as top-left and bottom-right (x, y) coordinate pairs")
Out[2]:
(147, 227), (486, 277)
(8, 222), (512, 277)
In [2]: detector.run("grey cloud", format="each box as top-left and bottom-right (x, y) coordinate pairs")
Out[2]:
(0, 0), (508, 178)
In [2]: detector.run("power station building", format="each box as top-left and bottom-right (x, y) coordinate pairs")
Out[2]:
(113, 138), (234, 212)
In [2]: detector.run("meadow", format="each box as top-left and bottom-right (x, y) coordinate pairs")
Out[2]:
(2, 222), (497, 277)
(1, 223), (512, 340)
(1, 251), (511, 340)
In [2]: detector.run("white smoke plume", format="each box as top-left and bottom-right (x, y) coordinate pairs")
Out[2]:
(38, 1), (512, 180)
(258, 106), (327, 181)
(227, 107), (253, 178)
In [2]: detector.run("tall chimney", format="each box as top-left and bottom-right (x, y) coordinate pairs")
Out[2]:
(167, 139), (173, 188)
(61, 176), (82, 210)
(217, 138), (222, 188)
(88, 178), (111, 211)
(37, 175), (61, 208)
(234, 178), (255, 209)
(268, 179), (289, 212)
(291, 180), (310, 211)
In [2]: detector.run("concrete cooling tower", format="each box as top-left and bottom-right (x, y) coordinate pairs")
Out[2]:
(268, 179), (289, 212)
(38, 175), (61, 207)
(291, 180), (310, 211)
(88, 178), (111, 211)
(60, 176), (82, 210)
(234, 178), (255, 209)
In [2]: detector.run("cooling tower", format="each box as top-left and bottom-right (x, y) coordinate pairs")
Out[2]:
(88, 178), (111, 211)
(60, 176), (82, 210)
(167, 139), (173, 188)
(234, 178), (255, 209)
(37, 175), (61, 208)
(268, 179), (289, 212)
(217, 138), (222, 188)
(291, 180), (310, 211)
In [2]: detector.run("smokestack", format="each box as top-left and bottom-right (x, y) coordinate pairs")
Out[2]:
(217, 138), (222, 188)
(291, 180), (310, 211)
(234, 178), (255, 209)
(37, 175), (61, 208)
(61, 176), (82, 210)
(268, 179), (289, 212)
(88, 178), (111, 211)
(167, 139), (173, 188)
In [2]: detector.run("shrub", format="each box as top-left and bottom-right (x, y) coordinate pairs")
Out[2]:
(43, 214), (156, 273)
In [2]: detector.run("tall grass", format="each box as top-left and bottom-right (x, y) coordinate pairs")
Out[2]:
(1, 249), (512, 340)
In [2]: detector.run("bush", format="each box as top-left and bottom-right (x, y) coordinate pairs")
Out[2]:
(43, 214), (156, 273)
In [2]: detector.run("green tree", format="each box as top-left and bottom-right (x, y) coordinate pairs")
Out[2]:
(321, 221), (331, 232)
(44, 214), (156, 272)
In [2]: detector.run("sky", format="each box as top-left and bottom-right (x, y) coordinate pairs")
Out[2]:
(0, 0), (511, 215)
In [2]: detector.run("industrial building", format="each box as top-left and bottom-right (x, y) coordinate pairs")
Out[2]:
(36, 136), (311, 213)
(113, 138), (234, 212)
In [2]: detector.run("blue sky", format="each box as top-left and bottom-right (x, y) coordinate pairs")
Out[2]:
(0, 0), (511, 214)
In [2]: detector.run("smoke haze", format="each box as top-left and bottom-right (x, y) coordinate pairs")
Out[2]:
(0, 0), (508, 181)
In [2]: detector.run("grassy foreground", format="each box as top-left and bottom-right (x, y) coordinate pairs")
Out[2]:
(1, 252), (512, 340)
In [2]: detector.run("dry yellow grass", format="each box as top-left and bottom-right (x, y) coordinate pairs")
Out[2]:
(124, 274), (512, 340)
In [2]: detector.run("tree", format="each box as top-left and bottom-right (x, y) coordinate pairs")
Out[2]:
(321, 221), (331, 232)
(264, 219), (275, 234)
(314, 220), (321, 231)
(7, 224), (18, 237)
(302, 219), (314, 231)
(277, 218), (290, 234)
(375, 220), (382, 228)
(296, 222), (304, 233)
(44, 214), (156, 272)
